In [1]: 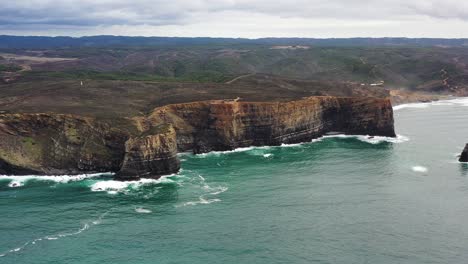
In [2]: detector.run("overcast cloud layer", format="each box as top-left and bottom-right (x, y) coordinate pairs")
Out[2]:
(1, 0), (468, 37)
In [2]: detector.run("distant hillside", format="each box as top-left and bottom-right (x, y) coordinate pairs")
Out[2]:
(2, 35), (468, 49)
(2, 37), (468, 97)
(2, 45), (468, 94)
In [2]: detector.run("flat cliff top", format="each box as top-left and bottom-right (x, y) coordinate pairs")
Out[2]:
(0, 74), (389, 119)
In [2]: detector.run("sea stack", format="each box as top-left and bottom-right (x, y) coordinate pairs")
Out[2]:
(460, 144), (468, 162)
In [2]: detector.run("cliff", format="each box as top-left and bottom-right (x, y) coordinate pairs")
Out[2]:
(460, 144), (468, 162)
(0, 96), (395, 179)
(138, 96), (395, 153)
(116, 124), (180, 180)
(0, 114), (179, 179)
(0, 114), (127, 175)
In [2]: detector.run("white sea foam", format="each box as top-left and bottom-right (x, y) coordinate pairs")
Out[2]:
(0, 210), (110, 258)
(196, 146), (272, 157)
(263, 153), (273, 158)
(0, 173), (111, 188)
(321, 134), (410, 144)
(200, 177), (228, 195)
(393, 97), (468, 111)
(280, 143), (304, 147)
(393, 103), (430, 110)
(412, 166), (428, 173)
(198, 134), (409, 157)
(8, 181), (24, 188)
(208, 186), (228, 195)
(90, 174), (176, 194)
(175, 173), (228, 207)
(135, 207), (152, 214)
(180, 196), (221, 207)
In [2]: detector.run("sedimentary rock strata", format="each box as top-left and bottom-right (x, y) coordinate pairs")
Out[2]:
(0, 96), (395, 179)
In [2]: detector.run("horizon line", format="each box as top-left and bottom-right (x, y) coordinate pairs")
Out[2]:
(2, 35), (468, 40)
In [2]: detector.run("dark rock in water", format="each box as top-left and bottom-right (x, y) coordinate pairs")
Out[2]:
(460, 144), (468, 162)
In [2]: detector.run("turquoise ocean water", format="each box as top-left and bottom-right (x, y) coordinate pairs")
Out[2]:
(1, 98), (468, 264)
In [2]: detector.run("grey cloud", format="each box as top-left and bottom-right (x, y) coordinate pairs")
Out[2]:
(1, 0), (468, 35)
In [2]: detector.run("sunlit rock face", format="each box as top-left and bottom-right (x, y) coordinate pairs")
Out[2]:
(142, 96), (396, 153)
(0, 97), (395, 179)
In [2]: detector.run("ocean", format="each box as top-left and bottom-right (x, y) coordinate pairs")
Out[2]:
(1, 98), (468, 264)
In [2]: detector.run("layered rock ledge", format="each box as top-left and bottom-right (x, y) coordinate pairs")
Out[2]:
(0, 96), (396, 180)
(137, 96), (396, 153)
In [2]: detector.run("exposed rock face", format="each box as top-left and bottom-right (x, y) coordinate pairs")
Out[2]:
(460, 144), (468, 162)
(139, 96), (396, 153)
(0, 96), (396, 179)
(0, 113), (180, 179)
(116, 125), (180, 180)
(0, 114), (127, 175)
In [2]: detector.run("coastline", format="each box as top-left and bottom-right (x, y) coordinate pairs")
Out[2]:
(392, 96), (468, 111)
(389, 89), (452, 106)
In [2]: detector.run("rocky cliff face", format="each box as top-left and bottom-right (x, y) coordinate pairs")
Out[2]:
(116, 124), (180, 180)
(0, 114), (180, 179)
(0, 96), (395, 179)
(0, 114), (127, 175)
(460, 144), (468, 162)
(139, 96), (395, 153)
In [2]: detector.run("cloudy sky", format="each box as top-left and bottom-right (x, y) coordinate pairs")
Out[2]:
(1, 0), (468, 38)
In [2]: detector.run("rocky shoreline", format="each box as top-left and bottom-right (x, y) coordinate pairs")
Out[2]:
(0, 96), (396, 180)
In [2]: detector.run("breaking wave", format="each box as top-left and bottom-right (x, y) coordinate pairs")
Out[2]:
(412, 166), (429, 173)
(90, 174), (177, 194)
(195, 146), (272, 157)
(0, 173), (112, 188)
(393, 97), (468, 111)
(135, 207), (152, 214)
(318, 134), (410, 144)
(191, 134), (409, 158)
(393, 103), (430, 110)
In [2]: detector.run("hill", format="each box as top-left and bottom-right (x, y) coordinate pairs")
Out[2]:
(2, 45), (468, 95)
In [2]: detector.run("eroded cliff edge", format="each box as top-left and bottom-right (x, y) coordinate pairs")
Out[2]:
(136, 96), (395, 153)
(0, 96), (395, 179)
(0, 114), (179, 179)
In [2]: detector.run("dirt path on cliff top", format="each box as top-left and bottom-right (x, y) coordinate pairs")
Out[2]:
(225, 73), (256, 84)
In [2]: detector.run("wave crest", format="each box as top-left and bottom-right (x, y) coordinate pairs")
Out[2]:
(90, 174), (176, 194)
(394, 97), (468, 111)
(0, 173), (111, 188)
(412, 166), (428, 173)
(320, 134), (410, 144)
